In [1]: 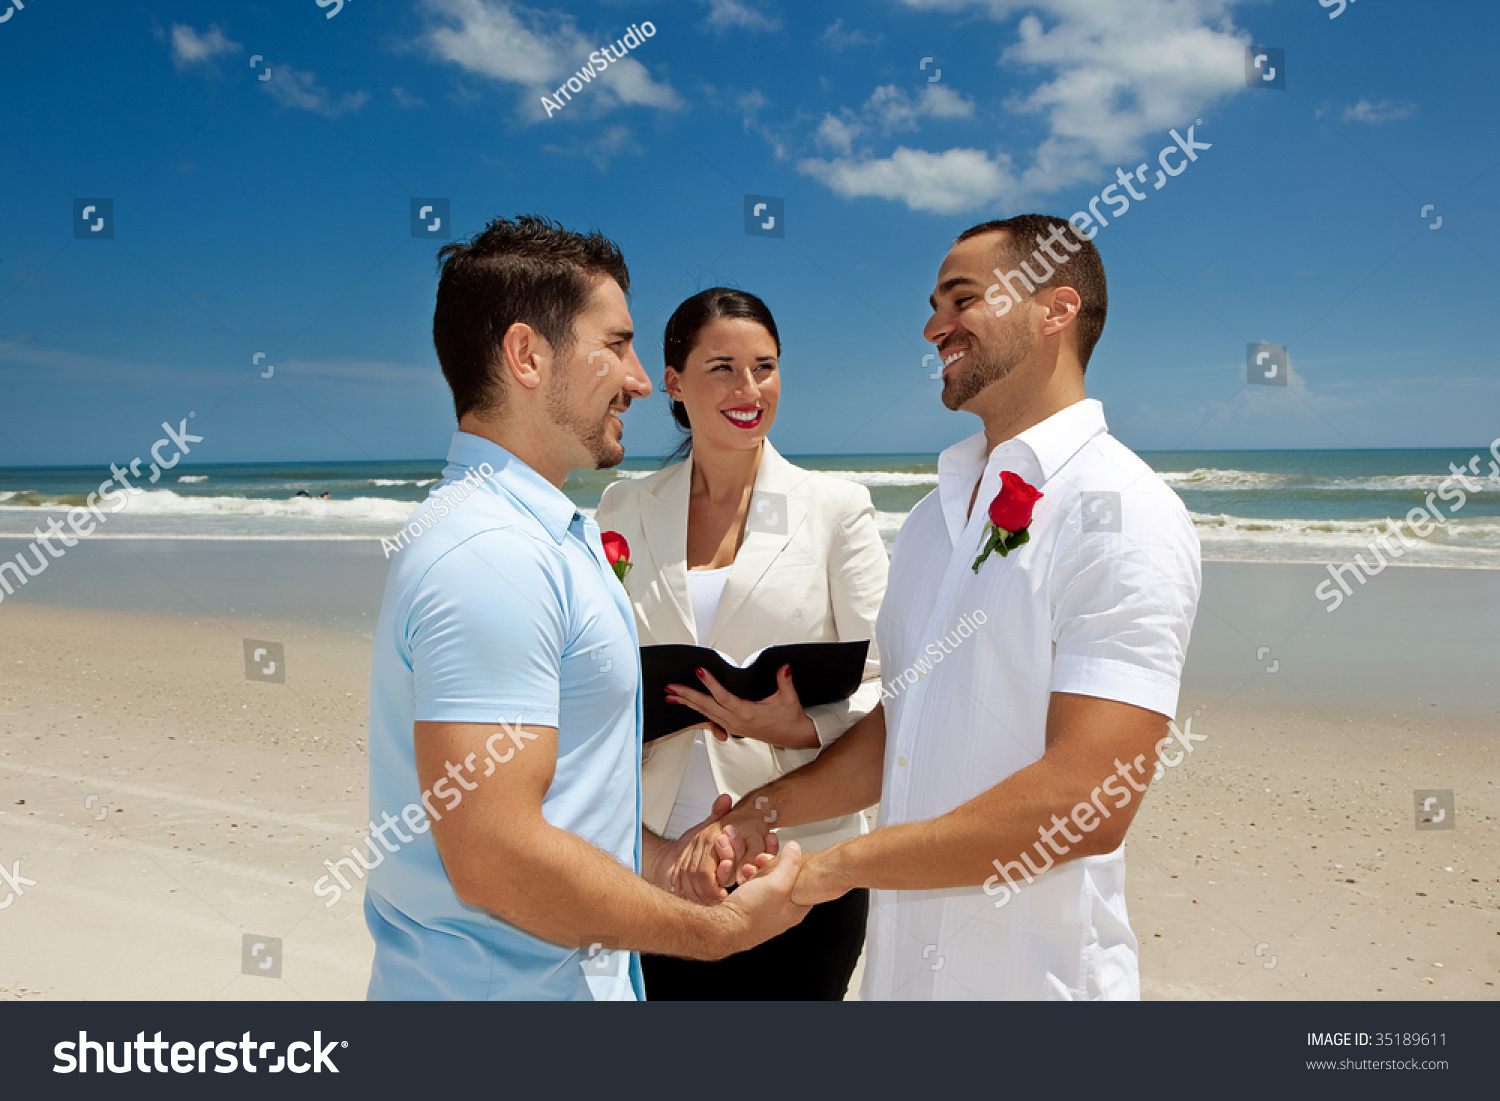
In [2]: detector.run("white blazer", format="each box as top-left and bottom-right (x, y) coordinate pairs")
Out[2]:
(596, 440), (888, 852)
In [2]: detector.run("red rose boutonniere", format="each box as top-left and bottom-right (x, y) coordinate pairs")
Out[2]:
(972, 471), (1043, 573)
(601, 531), (632, 581)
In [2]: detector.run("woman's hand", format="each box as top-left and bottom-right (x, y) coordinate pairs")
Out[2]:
(664, 665), (820, 749)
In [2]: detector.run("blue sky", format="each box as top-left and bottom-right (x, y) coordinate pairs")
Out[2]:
(1, 0), (1496, 465)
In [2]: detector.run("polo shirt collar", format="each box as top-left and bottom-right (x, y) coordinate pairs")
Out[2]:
(445, 431), (580, 545)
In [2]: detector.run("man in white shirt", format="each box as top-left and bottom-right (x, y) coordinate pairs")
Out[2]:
(690, 214), (1201, 999)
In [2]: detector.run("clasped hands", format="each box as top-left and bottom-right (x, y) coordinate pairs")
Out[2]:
(646, 668), (841, 908)
(649, 793), (842, 909)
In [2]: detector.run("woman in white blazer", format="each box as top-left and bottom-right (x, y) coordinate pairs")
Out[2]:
(596, 287), (887, 1000)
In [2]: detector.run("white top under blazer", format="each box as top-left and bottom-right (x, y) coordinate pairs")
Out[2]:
(596, 440), (889, 852)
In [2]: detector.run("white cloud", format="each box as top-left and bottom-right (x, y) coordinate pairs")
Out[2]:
(542, 125), (643, 171)
(998, 1), (1245, 191)
(796, 0), (1247, 213)
(803, 85), (984, 208)
(702, 84), (791, 158)
(869, 84), (975, 132)
(263, 67), (370, 118)
(799, 146), (1019, 216)
(698, 0), (781, 34)
(811, 83), (976, 153)
(167, 23), (241, 70)
(823, 18), (880, 51)
(815, 115), (863, 157)
(1342, 98), (1416, 124)
(421, 0), (682, 120)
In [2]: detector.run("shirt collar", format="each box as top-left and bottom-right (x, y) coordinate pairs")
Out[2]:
(936, 399), (1107, 541)
(444, 431), (580, 545)
(1010, 398), (1108, 486)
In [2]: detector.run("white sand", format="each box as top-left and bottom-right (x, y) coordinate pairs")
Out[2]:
(1, 593), (1495, 1001)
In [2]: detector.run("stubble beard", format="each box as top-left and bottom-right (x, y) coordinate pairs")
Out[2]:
(940, 321), (1035, 412)
(547, 363), (625, 470)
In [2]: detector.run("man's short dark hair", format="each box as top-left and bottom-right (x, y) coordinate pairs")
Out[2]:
(955, 214), (1108, 370)
(433, 214), (630, 420)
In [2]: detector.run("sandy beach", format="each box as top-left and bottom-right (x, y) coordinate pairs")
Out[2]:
(0, 541), (1495, 1000)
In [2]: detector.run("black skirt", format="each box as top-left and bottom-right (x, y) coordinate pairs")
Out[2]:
(641, 888), (869, 1001)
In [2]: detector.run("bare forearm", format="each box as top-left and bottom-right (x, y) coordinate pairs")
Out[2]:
(453, 821), (735, 960)
(641, 826), (670, 883)
(725, 702), (886, 833)
(811, 756), (1091, 893)
(805, 733), (1153, 897)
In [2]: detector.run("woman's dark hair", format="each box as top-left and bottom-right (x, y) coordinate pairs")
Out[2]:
(433, 214), (630, 420)
(661, 287), (780, 465)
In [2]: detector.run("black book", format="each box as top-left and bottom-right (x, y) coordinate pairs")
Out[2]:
(640, 640), (871, 743)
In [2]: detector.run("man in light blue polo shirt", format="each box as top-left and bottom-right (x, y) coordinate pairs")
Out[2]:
(364, 215), (807, 1000)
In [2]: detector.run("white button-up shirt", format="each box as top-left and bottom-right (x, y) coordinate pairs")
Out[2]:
(862, 399), (1201, 1001)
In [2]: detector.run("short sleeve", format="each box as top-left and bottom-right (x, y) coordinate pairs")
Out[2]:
(407, 529), (569, 727)
(1050, 493), (1201, 718)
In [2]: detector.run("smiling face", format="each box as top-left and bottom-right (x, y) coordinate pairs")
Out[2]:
(924, 231), (1040, 413)
(663, 317), (780, 454)
(547, 275), (651, 470)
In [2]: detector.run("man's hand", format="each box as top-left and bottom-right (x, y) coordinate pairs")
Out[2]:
(786, 847), (852, 906)
(733, 842), (849, 906)
(665, 665), (819, 749)
(669, 804), (779, 904)
(714, 842), (811, 957)
(645, 793), (736, 895)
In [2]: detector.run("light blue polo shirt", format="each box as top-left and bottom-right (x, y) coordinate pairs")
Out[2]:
(364, 431), (644, 1000)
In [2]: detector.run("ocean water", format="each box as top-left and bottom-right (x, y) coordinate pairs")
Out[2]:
(2, 448), (1499, 568)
